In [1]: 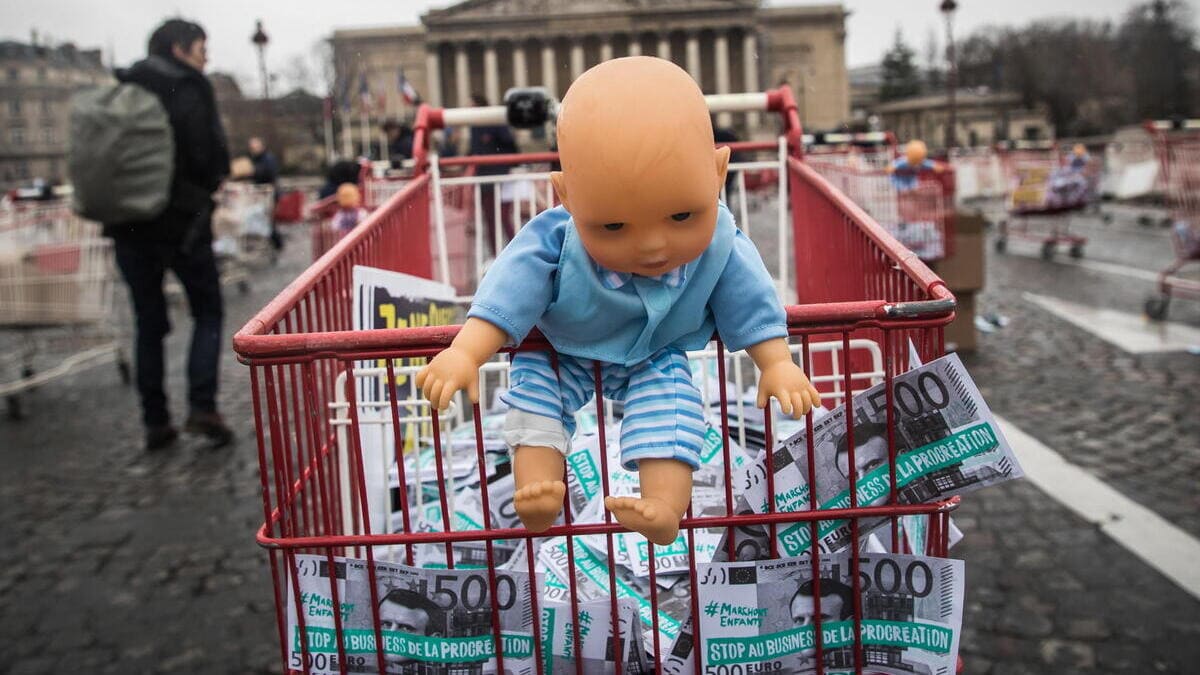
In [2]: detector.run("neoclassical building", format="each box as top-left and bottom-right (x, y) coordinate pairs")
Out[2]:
(330, 0), (848, 151)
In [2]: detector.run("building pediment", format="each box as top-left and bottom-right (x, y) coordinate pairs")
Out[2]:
(424, 0), (757, 25)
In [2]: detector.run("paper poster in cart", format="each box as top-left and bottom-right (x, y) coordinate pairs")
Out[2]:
(287, 554), (537, 674)
(714, 353), (1022, 562)
(661, 551), (963, 674)
(350, 266), (465, 536)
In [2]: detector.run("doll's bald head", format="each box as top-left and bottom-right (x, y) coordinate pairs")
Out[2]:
(551, 57), (730, 277)
(556, 57), (719, 183)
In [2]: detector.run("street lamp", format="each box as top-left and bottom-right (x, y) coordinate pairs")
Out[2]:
(940, 0), (958, 149)
(251, 20), (275, 151)
(251, 20), (270, 100)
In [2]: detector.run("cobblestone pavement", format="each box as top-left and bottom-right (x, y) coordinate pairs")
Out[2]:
(952, 221), (1200, 674)
(2, 202), (1199, 674)
(0, 236), (311, 674)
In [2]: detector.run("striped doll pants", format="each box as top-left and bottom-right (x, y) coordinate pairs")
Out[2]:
(500, 347), (704, 471)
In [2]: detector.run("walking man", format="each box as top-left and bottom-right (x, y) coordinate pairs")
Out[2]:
(103, 19), (233, 450)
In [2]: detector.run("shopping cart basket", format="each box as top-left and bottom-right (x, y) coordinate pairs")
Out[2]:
(806, 147), (955, 263)
(211, 182), (279, 294)
(949, 147), (1007, 202)
(1144, 138), (1200, 320)
(234, 86), (962, 675)
(993, 141), (1101, 259)
(0, 200), (129, 418)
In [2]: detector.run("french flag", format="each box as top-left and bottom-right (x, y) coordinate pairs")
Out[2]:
(397, 67), (421, 105)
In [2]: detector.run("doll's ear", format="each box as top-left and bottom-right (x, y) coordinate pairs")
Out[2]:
(550, 171), (570, 212)
(714, 146), (731, 192)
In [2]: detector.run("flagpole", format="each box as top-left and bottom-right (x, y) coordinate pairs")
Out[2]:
(342, 108), (353, 159)
(323, 97), (335, 162)
(360, 106), (370, 160)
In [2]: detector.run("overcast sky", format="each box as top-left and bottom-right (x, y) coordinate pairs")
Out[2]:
(0, 0), (1184, 92)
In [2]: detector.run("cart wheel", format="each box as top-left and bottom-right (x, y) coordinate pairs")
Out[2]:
(1137, 214), (1153, 227)
(6, 395), (24, 421)
(994, 237), (1007, 254)
(237, 279), (251, 295)
(117, 357), (132, 385)
(1144, 295), (1170, 322)
(1069, 243), (1085, 259)
(1040, 241), (1056, 260)
(1161, 217), (1174, 229)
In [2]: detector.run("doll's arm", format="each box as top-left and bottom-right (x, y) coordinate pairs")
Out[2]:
(747, 338), (821, 419)
(416, 318), (508, 410)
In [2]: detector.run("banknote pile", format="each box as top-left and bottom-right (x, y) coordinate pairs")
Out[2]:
(289, 352), (1019, 672)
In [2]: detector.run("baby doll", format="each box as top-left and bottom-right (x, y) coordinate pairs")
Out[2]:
(332, 183), (368, 233)
(887, 139), (945, 192)
(1067, 143), (1090, 172)
(417, 57), (820, 545)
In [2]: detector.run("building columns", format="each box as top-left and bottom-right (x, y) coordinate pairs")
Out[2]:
(600, 37), (614, 62)
(512, 41), (528, 88)
(657, 33), (671, 61)
(714, 31), (731, 127)
(743, 31), (760, 131)
(454, 43), (470, 108)
(685, 32), (701, 84)
(541, 42), (557, 98)
(570, 42), (585, 80)
(425, 47), (442, 108)
(628, 34), (642, 56)
(484, 43), (500, 105)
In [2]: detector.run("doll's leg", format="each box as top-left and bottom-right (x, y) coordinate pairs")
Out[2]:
(501, 351), (590, 532)
(603, 348), (704, 545)
(606, 458), (694, 546)
(511, 441), (566, 533)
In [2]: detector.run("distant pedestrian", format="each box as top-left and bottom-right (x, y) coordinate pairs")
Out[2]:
(382, 119), (415, 166)
(247, 136), (283, 250)
(102, 18), (233, 450)
(318, 160), (363, 200)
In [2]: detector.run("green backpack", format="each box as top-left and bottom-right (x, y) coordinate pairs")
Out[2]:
(68, 82), (174, 223)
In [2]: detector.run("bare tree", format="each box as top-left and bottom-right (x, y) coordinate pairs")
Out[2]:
(923, 26), (943, 93)
(277, 39), (337, 97)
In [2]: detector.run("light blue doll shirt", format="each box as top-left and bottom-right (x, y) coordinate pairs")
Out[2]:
(467, 202), (787, 367)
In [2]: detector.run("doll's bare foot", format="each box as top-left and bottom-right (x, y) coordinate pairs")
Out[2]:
(604, 496), (682, 546)
(513, 480), (566, 532)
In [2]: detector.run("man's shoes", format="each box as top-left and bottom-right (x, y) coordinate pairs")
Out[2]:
(145, 425), (179, 451)
(184, 411), (234, 448)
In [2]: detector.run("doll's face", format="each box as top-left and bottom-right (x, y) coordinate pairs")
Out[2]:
(904, 140), (928, 166)
(551, 57), (729, 277)
(562, 150), (725, 277)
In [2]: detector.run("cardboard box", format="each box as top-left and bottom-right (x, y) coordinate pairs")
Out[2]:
(931, 210), (986, 292)
(944, 290), (977, 353)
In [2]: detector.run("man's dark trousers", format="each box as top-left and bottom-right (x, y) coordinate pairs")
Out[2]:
(114, 232), (224, 427)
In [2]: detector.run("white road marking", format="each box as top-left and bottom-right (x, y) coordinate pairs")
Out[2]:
(997, 416), (1200, 602)
(1023, 292), (1200, 353)
(1003, 248), (1163, 283)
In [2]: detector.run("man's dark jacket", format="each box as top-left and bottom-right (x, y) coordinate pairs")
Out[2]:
(102, 55), (230, 244)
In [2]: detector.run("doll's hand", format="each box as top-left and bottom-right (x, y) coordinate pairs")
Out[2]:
(416, 346), (480, 411)
(756, 361), (822, 419)
(933, 162), (947, 173)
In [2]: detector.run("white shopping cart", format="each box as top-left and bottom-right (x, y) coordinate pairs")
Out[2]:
(212, 182), (277, 294)
(0, 200), (129, 418)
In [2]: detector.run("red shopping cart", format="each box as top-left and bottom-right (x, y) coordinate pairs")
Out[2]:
(1144, 126), (1200, 320)
(234, 87), (963, 675)
(806, 136), (955, 263)
(993, 140), (1101, 259)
